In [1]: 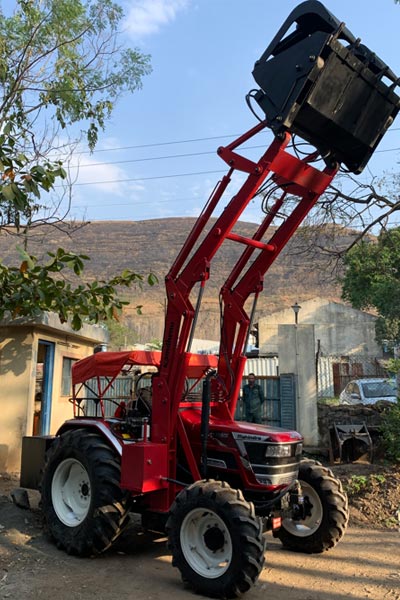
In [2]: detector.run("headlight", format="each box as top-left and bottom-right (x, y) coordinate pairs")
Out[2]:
(265, 444), (291, 458)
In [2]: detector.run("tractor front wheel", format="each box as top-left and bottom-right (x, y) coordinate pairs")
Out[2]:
(275, 460), (349, 553)
(166, 479), (265, 598)
(40, 428), (130, 556)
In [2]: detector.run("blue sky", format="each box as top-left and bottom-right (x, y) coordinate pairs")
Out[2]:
(61, 0), (400, 224)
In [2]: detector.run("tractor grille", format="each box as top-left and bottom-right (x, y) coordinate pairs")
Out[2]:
(233, 434), (301, 487)
(251, 461), (300, 487)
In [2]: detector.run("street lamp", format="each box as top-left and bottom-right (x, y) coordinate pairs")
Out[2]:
(291, 302), (301, 326)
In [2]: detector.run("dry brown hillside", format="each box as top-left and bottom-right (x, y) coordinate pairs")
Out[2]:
(0, 219), (354, 342)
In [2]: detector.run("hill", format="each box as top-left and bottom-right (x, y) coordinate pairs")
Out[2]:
(0, 218), (352, 342)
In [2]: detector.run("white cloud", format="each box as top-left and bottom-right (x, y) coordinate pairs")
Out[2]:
(124, 0), (190, 37)
(67, 154), (145, 197)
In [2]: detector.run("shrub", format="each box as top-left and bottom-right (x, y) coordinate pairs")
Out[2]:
(380, 400), (400, 463)
(344, 474), (387, 497)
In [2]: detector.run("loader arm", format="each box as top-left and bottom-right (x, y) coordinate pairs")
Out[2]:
(150, 121), (337, 499)
(217, 145), (337, 414)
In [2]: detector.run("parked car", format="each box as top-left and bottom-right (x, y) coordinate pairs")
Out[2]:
(339, 378), (398, 405)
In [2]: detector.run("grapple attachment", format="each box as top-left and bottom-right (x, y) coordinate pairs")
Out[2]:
(252, 0), (400, 173)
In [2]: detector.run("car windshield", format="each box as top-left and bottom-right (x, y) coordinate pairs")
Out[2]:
(361, 381), (396, 398)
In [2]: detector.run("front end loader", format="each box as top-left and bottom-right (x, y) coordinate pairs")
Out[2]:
(20, 2), (399, 597)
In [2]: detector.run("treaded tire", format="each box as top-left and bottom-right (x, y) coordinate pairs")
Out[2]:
(276, 459), (349, 553)
(166, 479), (265, 598)
(40, 429), (130, 556)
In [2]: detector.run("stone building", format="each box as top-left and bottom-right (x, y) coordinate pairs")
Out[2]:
(258, 297), (380, 357)
(255, 298), (383, 447)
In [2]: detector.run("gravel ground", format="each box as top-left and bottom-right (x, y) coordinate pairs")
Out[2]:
(0, 463), (399, 600)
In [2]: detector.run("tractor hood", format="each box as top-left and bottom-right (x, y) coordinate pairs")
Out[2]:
(180, 406), (303, 444)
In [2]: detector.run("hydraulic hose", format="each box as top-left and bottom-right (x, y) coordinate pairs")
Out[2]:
(200, 369), (216, 479)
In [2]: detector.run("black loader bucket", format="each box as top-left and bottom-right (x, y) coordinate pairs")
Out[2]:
(252, 0), (400, 173)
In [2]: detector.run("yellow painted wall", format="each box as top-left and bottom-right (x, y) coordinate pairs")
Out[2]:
(0, 318), (107, 473)
(0, 329), (35, 471)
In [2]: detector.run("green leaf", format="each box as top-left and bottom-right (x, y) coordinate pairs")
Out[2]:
(147, 272), (158, 286)
(31, 165), (46, 176)
(71, 313), (82, 330)
(3, 122), (12, 135)
(15, 246), (36, 269)
(1, 183), (15, 201)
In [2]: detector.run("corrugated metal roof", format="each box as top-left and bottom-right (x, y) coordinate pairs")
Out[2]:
(244, 357), (279, 377)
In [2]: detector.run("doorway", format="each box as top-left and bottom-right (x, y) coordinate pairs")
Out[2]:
(33, 341), (55, 435)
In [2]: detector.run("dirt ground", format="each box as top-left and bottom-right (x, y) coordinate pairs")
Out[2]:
(1, 463), (399, 600)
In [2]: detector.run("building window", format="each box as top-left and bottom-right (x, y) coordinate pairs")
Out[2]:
(61, 357), (77, 396)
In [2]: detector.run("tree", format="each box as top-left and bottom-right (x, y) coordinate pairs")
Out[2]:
(146, 338), (163, 350)
(0, 246), (158, 330)
(255, 146), (400, 287)
(341, 227), (400, 346)
(0, 0), (154, 329)
(106, 316), (139, 350)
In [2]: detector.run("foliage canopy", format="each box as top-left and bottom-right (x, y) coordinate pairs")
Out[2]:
(380, 401), (400, 463)
(341, 228), (400, 345)
(0, 0), (154, 330)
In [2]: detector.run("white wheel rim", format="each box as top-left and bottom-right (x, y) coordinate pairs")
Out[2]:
(51, 458), (91, 527)
(180, 508), (233, 578)
(282, 481), (323, 537)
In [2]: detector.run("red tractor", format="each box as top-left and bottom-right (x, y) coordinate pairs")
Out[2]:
(20, 2), (399, 597)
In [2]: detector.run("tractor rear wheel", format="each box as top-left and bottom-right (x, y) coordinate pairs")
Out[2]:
(40, 428), (130, 556)
(275, 460), (349, 553)
(166, 479), (265, 598)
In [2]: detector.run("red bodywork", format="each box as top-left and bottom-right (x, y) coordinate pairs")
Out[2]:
(69, 123), (337, 514)
(70, 349), (302, 498)
(151, 123), (336, 510)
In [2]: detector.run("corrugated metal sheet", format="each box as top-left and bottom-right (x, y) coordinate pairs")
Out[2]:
(85, 376), (133, 417)
(317, 356), (335, 398)
(244, 357), (279, 377)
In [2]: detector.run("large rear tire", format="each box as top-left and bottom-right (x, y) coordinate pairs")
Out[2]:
(166, 479), (265, 598)
(40, 429), (130, 556)
(275, 460), (349, 553)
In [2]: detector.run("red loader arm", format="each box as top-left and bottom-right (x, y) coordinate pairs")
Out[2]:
(150, 122), (337, 503)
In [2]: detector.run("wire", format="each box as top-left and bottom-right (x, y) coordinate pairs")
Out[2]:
(65, 169), (227, 187)
(71, 143), (269, 169)
(46, 124), (400, 189)
(50, 125), (400, 161)
(76, 149), (217, 168)
(72, 196), (191, 209)
(75, 133), (243, 155)
(59, 124), (400, 156)
(67, 139), (400, 172)
(375, 146), (400, 153)
(78, 213), (400, 226)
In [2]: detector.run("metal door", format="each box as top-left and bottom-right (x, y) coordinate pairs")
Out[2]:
(35, 340), (55, 435)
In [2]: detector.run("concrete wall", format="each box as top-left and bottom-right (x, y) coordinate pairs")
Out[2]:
(0, 315), (108, 472)
(259, 298), (380, 357)
(278, 324), (319, 446)
(0, 329), (35, 472)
